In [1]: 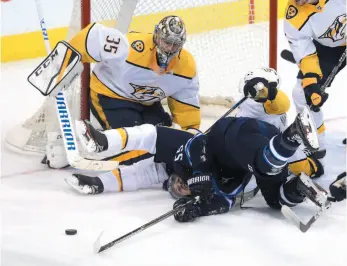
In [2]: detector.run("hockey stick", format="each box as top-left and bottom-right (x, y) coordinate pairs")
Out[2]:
(93, 185), (260, 253)
(280, 49), (296, 64)
(320, 49), (346, 93)
(281, 200), (331, 233)
(33, 0), (119, 171)
(204, 96), (248, 133)
(94, 196), (199, 253)
(281, 48), (346, 93)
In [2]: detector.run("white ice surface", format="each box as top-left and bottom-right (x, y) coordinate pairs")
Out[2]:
(1, 23), (346, 266)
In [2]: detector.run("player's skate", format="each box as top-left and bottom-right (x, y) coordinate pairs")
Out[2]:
(281, 173), (332, 232)
(65, 174), (104, 194)
(285, 106), (319, 152)
(75, 120), (108, 153)
(296, 173), (330, 208)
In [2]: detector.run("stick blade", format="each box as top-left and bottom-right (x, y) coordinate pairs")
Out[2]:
(69, 155), (119, 171)
(281, 205), (302, 229)
(93, 231), (104, 254)
(280, 49), (296, 64)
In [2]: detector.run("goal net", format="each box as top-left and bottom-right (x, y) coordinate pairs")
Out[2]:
(5, 0), (277, 154)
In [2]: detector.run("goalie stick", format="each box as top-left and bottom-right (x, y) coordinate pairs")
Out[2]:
(30, 1), (119, 171)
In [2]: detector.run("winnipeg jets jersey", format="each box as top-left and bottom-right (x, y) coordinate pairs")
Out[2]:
(284, 0), (346, 64)
(69, 23), (200, 129)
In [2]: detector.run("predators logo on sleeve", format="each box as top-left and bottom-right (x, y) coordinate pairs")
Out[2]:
(319, 14), (347, 42)
(286, 5), (298, 20)
(130, 83), (166, 102)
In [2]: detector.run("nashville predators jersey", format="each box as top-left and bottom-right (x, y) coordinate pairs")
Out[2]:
(284, 0), (346, 76)
(236, 90), (290, 132)
(69, 23), (200, 129)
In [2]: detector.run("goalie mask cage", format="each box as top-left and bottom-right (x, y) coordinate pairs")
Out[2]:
(5, 0), (278, 154)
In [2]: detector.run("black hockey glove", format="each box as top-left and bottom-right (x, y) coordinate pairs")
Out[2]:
(173, 133), (214, 202)
(329, 172), (346, 202)
(173, 196), (201, 222)
(173, 195), (231, 223)
(243, 77), (278, 102)
(304, 83), (329, 112)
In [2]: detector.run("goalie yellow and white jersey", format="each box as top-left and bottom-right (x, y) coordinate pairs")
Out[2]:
(284, 0), (346, 64)
(69, 23), (200, 129)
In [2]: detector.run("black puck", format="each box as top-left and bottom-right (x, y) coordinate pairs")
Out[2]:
(343, 138), (346, 145)
(65, 229), (77, 235)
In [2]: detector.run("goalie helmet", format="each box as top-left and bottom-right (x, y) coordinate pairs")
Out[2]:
(153, 16), (187, 68)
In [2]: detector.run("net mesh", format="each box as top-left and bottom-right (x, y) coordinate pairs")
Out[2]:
(5, 0), (274, 154)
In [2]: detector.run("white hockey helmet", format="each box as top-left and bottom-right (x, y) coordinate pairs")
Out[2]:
(153, 16), (187, 68)
(239, 67), (281, 94)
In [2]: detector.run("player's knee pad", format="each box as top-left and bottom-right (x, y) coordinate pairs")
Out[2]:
(279, 175), (305, 207)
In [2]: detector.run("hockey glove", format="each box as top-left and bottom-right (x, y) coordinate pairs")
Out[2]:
(173, 194), (231, 223)
(304, 83), (329, 112)
(307, 156), (324, 178)
(329, 172), (346, 202)
(243, 77), (278, 102)
(173, 196), (201, 222)
(187, 172), (214, 203)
